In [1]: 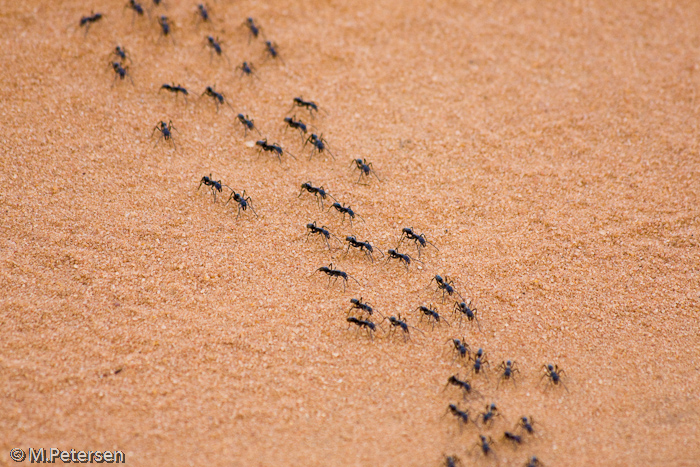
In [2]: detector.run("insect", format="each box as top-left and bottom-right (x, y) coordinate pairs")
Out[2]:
(206, 36), (229, 63)
(313, 263), (360, 291)
(345, 237), (380, 262)
(346, 317), (377, 339)
(445, 374), (474, 399)
(348, 297), (383, 318)
(152, 120), (177, 149)
(196, 3), (210, 22)
(255, 139), (295, 162)
(160, 83), (188, 102)
(503, 431), (523, 447)
(416, 305), (449, 329)
(304, 133), (335, 160)
(398, 227), (438, 258)
(525, 456), (544, 467)
(236, 114), (261, 137)
(474, 435), (495, 457)
(110, 62), (133, 85)
(110, 45), (131, 64)
(478, 403), (501, 426)
(447, 337), (471, 361)
(453, 300), (481, 329)
(236, 61), (257, 78)
(516, 416), (536, 435)
(197, 174), (229, 202)
(125, 0), (145, 20)
(79, 12), (103, 34)
(471, 348), (490, 376)
(264, 40), (284, 63)
(386, 314), (424, 342)
(283, 116), (309, 141)
(299, 182), (336, 209)
(386, 249), (422, 271)
(497, 360), (520, 388)
(431, 275), (464, 302)
(328, 202), (364, 225)
(541, 364), (568, 392)
(202, 86), (233, 112)
(290, 97), (323, 117)
(225, 190), (258, 219)
(306, 222), (336, 250)
(158, 15), (171, 36)
(446, 404), (470, 430)
(244, 17), (262, 42)
(443, 455), (463, 467)
(352, 158), (381, 184)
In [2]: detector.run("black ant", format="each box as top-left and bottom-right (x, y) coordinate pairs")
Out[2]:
(306, 222), (336, 250)
(304, 133), (335, 160)
(471, 348), (490, 376)
(398, 227), (438, 258)
(237, 61), (257, 78)
(110, 62), (133, 85)
(445, 374), (474, 399)
(473, 435), (495, 458)
(125, 0), (145, 20)
(387, 249), (421, 271)
(447, 337), (471, 361)
(525, 456), (544, 467)
(352, 158), (381, 184)
(386, 314), (424, 342)
(225, 190), (258, 219)
(446, 404), (471, 430)
(255, 139), (295, 162)
(329, 202), (364, 226)
(110, 46), (131, 64)
(206, 36), (229, 63)
(503, 431), (523, 447)
(313, 263), (360, 291)
(244, 17), (262, 42)
(202, 86), (233, 112)
(158, 15), (171, 36)
(283, 117), (309, 141)
(196, 3), (210, 22)
(345, 237), (381, 262)
(290, 97), (323, 118)
(264, 40), (284, 63)
(497, 360), (520, 388)
(348, 297), (383, 318)
(152, 120), (177, 149)
(236, 114), (261, 137)
(160, 83), (188, 102)
(431, 275), (464, 302)
(79, 12), (103, 35)
(346, 317), (377, 339)
(198, 174), (229, 202)
(299, 182), (336, 209)
(516, 416), (536, 435)
(478, 403), (501, 427)
(443, 455), (463, 467)
(541, 364), (568, 392)
(416, 305), (449, 329)
(453, 300), (481, 330)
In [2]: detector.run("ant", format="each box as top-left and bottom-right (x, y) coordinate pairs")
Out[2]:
(304, 133), (335, 160)
(398, 227), (438, 258)
(346, 317), (377, 339)
(541, 364), (568, 392)
(152, 120), (177, 149)
(264, 40), (284, 63)
(443, 455), (463, 467)
(431, 275), (463, 302)
(525, 456), (544, 467)
(503, 431), (523, 447)
(417, 305), (449, 329)
(446, 404), (471, 430)
(255, 139), (295, 162)
(236, 114), (261, 137)
(386, 314), (424, 342)
(445, 374), (474, 399)
(79, 12), (103, 35)
(473, 435), (495, 458)
(447, 337), (470, 361)
(202, 86), (233, 112)
(352, 158), (381, 184)
(125, 0), (145, 21)
(237, 61), (257, 78)
(345, 237), (381, 262)
(290, 97), (323, 118)
(386, 249), (421, 271)
(516, 416), (536, 435)
(110, 62), (133, 85)
(299, 182), (336, 209)
(158, 15), (171, 36)
(348, 297), (383, 318)
(160, 83), (188, 102)
(453, 300), (481, 330)
(497, 360), (520, 388)
(283, 117), (309, 142)
(244, 17), (262, 42)
(110, 46), (131, 64)
(225, 190), (258, 219)
(471, 348), (490, 376)
(196, 3), (210, 22)
(329, 202), (364, 225)
(198, 174), (229, 202)
(478, 403), (501, 427)
(306, 222), (337, 250)
(206, 36), (230, 63)
(313, 263), (360, 291)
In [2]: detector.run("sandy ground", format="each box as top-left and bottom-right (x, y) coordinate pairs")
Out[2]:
(1, 0), (699, 465)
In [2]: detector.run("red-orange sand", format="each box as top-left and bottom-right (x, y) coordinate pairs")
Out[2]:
(1, 0), (699, 466)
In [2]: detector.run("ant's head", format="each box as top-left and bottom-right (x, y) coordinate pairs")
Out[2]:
(350, 298), (359, 305)
(388, 249), (397, 255)
(547, 364), (554, 371)
(489, 403), (497, 411)
(255, 139), (266, 146)
(346, 236), (355, 242)
(306, 222), (315, 229)
(402, 227), (413, 234)
(476, 348), (484, 357)
(435, 274), (443, 282)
